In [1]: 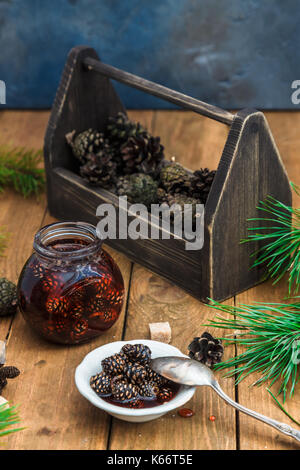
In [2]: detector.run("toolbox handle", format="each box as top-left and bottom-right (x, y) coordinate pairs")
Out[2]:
(83, 57), (234, 126)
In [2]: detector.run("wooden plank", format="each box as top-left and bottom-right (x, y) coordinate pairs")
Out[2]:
(0, 110), (50, 148)
(236, 111), (300, 450)
(0, 190), (47, 346)
(235, 281), (300, 450)
(108, 265), (236, 450)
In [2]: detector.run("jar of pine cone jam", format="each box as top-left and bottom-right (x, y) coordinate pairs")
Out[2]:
(17, 222), (124, 344)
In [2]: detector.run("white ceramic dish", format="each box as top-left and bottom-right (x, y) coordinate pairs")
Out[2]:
(75, 339), (196, 422)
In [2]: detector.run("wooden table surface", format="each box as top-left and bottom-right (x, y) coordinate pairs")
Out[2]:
(0, 110), (299, 450)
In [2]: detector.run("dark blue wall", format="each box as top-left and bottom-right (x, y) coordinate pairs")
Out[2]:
(0, 0), (300, 109)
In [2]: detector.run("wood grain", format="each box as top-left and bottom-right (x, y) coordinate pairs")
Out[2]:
(235, 111), (300, 450)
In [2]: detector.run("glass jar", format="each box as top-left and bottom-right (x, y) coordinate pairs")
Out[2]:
(17, 222), (124, 345)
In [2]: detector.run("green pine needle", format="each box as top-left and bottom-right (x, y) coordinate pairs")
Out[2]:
(0, 403), (24, 437)
(0, 144), (45, 197)
(206, 299), (300, 402)
(241, 182), (300, 295)
(267, 388), (300, 426)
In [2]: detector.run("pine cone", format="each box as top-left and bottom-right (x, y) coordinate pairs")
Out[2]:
(101, 353), (127, 375)
(0, 365), (20, 393)
(90, 372), (111, 396)
(0, 278), (17, 317)
(80, 150), (117, 189)
(121, 343), (152, 365)
(190, 168), (216, 203)
(188, 332), (224, 368)
(106, 112), (146, 147)
(138, 382), (159, 398)
(65, 129), (105, 164)
(160, 162), (191, 194)
(120, 133), (164, 178)
(123, 362), (148, 384)
(157, 387), (174, 403)
(116, 173), (159, 207)
(111, 379), (138, 402)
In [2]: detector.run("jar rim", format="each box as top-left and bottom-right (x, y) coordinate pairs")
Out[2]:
(33, 221), (103, 260)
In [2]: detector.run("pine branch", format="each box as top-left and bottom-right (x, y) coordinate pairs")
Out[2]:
(241, 182), (300, 295)
(205, 299), (300, 402)
(0, 403), (23, 437)
(0, 144), (45, 197)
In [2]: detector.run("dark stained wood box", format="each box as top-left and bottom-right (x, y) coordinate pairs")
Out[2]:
(44, 46), (292, 303)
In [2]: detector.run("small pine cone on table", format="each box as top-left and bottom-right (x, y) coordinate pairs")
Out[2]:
(188, 332), (224, 368)
(0, 278), (18, 317)
(0, 365), (20, 393)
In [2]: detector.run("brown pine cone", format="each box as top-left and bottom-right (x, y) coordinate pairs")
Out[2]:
(90, 372), (112, 396)
(111, 379), (138, 402)
(80, 151), (117, 189)
(121, 343), (152, 365)
(120, 132), (164, 178)
(101, 353), (127, 375)
(188, 332), (224, 368)
(190, 168), (216, 203)
(123, 362), (148, 384)
(0, 365), (20, 393)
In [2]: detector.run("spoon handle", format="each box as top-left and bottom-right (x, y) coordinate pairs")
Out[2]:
(210, 381), (300, 443)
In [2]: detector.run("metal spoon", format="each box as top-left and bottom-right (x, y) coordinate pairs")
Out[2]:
(151, 356), (300, 443)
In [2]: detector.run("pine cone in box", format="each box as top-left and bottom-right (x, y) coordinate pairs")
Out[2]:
(80, 149), (117, 189)
(106, 112), (146, 147)
(190, 168), (216, 203)
(116, 173), (159, 207)
(158, 192), (201, 225)
(159, 162), (191, 194)
(120, 133), (164, 178)
(188, 332), (224, 368)
(65, 129), (105, 164)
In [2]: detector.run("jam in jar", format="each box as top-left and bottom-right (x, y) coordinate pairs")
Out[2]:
(17, 222), (124, 344)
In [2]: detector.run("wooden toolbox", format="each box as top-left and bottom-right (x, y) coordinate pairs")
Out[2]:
(44, 45), (292, 302)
